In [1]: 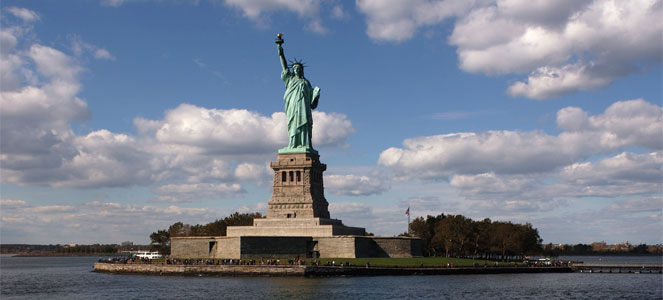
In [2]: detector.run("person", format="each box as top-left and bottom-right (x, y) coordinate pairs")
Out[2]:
(277, 39), (321, 152)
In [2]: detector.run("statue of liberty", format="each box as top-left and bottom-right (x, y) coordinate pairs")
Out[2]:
(276, 33), (320, 154)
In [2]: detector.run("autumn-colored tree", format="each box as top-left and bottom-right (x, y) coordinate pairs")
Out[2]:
(409, 213), (542, 259)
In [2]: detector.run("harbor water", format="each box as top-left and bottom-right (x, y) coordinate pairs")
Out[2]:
(1, 255), (661, 299)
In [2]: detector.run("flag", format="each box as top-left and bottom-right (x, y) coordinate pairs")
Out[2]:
(405, 207), (410, 217)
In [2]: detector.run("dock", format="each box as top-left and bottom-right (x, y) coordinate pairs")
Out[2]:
(571, 263), (662, 274)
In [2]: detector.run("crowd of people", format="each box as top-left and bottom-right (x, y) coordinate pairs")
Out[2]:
(160, 257), (309, 266)
(523, 259), (572, 267)
(97, 256), (154, 264)
(98, 256), (570, 268)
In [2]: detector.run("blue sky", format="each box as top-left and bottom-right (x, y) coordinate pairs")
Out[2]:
(1, 0), (661, 245)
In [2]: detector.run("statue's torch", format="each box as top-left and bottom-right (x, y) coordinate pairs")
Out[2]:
(275, 33), (284, 45)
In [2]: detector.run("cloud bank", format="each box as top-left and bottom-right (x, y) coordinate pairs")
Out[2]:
(379, 99), (662, 213)
(358, 0), (662, 99)
(0, 199), (218, 244)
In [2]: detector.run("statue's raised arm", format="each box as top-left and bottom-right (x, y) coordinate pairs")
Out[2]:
(276, 33), (288, 71)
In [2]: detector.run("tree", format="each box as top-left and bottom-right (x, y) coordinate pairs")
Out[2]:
(471, 218), (491, 258)
(224, 212), (262, 227)
(168, 222), (186, 237)
(149, 229), (170, 255)
(410, 214), (445, 256)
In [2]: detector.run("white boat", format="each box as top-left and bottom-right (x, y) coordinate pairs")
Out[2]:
(134, 251), (162, 259)
(121, 250), (162, 259)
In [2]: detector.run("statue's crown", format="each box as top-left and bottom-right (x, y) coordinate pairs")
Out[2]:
(289, 57), (307, 68)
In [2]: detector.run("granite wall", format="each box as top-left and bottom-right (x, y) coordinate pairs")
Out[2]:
(170, 236), (422, 259)
(316, 237), (356, 258)
(171, 237), (214, 258)
(240, 236), (313, 259)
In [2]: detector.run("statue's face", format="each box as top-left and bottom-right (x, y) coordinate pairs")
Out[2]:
(293, 64), (303, 77)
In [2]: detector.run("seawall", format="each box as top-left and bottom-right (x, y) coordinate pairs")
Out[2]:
(93, 263), (306, 276)
(93, 263), (572, 276)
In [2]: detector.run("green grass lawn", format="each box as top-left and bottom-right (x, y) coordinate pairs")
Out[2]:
(307, 257), (521, 267)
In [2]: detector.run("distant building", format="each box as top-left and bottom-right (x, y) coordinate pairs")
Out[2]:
(121, 241), (133, 247)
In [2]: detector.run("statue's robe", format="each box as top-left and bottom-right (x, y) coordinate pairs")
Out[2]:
(281, 68), (319, 150)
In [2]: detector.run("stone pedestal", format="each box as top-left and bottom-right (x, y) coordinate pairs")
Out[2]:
(170, 151), (424, 259)
(267, 152), (329, 219)
(226, 152), (366, 237)
(226, 217), (365, 237)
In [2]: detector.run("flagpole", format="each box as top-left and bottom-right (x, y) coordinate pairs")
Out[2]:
(407, 213), (410, 235)
(406, 206), (410, 235)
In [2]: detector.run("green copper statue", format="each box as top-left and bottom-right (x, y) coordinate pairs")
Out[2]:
(276, 33), (320, 154)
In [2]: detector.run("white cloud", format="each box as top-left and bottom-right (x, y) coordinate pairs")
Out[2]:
(445, 151), (662, 212)
(379, 99), (662, 180)
(560, 151), (662, 189)
(28, 205), (76, 213)
(223, 0), (327, 33)
(224, 0), (318, 19)
(604, 196), (662, 214)
(357, 0), (482, 42)
(139, 104), (352, 155)
(557, 99), (662, 149)
(1, 27), (91, 186)
(3, 102), (353, 189)
(450, 173), (535, 195)
(234, 162), (271, 181)
(399, 196), (448, 213)
(152, 183), (245, 202)
(311, 111), (354, 148)
(329, 201), (372, 216)
(0, 199), (29, 208)
(358, 0), (662, 99)
(93, 48), (115, 60)
(5, 7), (40, 22)
(0, 200), (218, 244)
(235, 201), (268, 214)
(149, 104), (286, 155)
(534, 202), (663, 244)
(328, 202), (412, 235)
(70, 35), (115, 60)
(101, 0), (132, 7)
(506, 63), (612, 99)
(455, 0), (662, 98)
(98, 0), (332, 34)
(380, 100), (662, 213)
(60, 130), (154, 187)
(325, 174), (389, 196)
(379, 130), (576, 180)
(330, 5), (347, 20)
